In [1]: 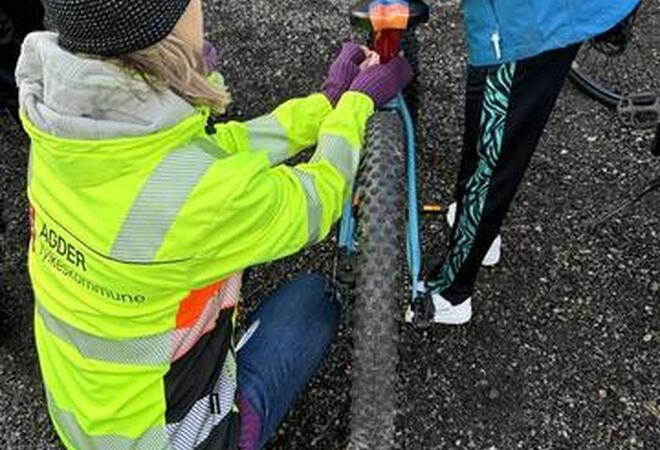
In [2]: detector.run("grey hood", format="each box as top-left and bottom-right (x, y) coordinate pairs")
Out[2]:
(16, 32), (196, 140)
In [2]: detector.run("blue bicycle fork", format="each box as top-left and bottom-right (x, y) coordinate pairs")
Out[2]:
(337, 92), (425, 301)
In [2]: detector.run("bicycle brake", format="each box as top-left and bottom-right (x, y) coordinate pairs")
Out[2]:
(618, 93), (660, 129)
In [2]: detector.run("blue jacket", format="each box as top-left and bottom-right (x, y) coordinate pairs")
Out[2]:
(461, 0), (642, 66)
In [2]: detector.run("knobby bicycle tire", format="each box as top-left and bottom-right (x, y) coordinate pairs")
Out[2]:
(348, 111), (406, 450)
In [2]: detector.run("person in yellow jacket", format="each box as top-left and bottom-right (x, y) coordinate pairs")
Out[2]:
(16, 0), (412, 449)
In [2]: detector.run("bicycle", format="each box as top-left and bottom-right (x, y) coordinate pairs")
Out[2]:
(336, 2), (659, 448)
(330, 1), (430, 449)
(569, 0), (660, 224)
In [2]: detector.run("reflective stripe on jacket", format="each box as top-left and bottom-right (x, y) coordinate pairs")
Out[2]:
(18, 32), (374, 450)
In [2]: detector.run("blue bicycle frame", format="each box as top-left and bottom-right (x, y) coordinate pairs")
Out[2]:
(337, 92), (425, 301)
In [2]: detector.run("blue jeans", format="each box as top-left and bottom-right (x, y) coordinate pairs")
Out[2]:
(237, 274), (340, 449)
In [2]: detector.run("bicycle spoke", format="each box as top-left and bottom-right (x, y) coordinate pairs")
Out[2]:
(570, 1), (658, 108)
(581, 45), (598, 74)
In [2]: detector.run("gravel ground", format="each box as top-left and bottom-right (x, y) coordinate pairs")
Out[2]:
(1, 1), (659, 449)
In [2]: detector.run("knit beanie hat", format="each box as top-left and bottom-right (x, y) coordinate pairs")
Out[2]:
(42, 0), (193, 57)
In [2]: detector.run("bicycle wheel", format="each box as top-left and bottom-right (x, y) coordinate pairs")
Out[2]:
(569, 0), (660, 109)
(348, 111), (405, 450)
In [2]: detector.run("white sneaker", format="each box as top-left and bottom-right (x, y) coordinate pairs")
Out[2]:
(405, 293), (472, 325)
(447, 202), (501, 267)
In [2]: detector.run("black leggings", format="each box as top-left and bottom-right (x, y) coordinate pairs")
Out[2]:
(427, 44), (581, 304)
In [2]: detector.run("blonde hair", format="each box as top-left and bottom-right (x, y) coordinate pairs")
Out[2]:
(115, 33), (231, 114)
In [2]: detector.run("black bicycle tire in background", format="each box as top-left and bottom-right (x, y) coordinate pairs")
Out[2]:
(348, 111), (405, 450)
(568, 68), (620, 109)
(568, 0), (659, 110)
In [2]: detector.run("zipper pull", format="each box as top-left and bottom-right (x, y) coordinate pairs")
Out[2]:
(491, 29), (502, 60)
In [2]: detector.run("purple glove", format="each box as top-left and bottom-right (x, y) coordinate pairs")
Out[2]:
(349, 56), (413, 108)
(203, 40), (220, 72)
(322, 42), (367, 106)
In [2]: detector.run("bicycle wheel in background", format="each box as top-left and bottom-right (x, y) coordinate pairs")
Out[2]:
(569, 0), (659, 109)
(348, 111), (405, 450)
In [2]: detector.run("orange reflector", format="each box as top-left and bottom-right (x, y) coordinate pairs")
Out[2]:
(422, 204), (443, 214)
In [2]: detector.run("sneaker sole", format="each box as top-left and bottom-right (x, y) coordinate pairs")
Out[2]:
(404, 307), (472, 326)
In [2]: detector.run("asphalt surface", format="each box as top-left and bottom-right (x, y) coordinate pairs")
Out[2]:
(1, 1), (659, 449)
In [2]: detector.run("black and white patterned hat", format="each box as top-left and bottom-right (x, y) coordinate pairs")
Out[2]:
(43, 0), (193, 56)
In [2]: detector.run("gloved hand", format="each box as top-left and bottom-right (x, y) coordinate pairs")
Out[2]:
(349, 56), (413, 108)
(203, 40), (219, 72)
(322, 42), (368, 106)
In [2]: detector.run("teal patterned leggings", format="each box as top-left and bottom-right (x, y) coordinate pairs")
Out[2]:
(427, 44), (581, 304)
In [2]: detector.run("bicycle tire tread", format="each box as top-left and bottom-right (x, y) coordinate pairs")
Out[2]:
(348, 111), (405, 450)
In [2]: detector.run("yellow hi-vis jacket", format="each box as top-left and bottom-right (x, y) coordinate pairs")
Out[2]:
(17, 32), (374, 450)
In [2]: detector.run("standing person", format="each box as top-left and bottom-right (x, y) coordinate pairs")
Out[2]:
(16, 0), (412, 449)
(0, 0), (43, 120)
(408, 0), (642, 325)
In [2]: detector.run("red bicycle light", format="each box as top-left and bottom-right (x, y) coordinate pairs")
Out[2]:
(368, 0), (410, 31)
(373, 29), (403, 63)
(369, 0), (410, 63)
